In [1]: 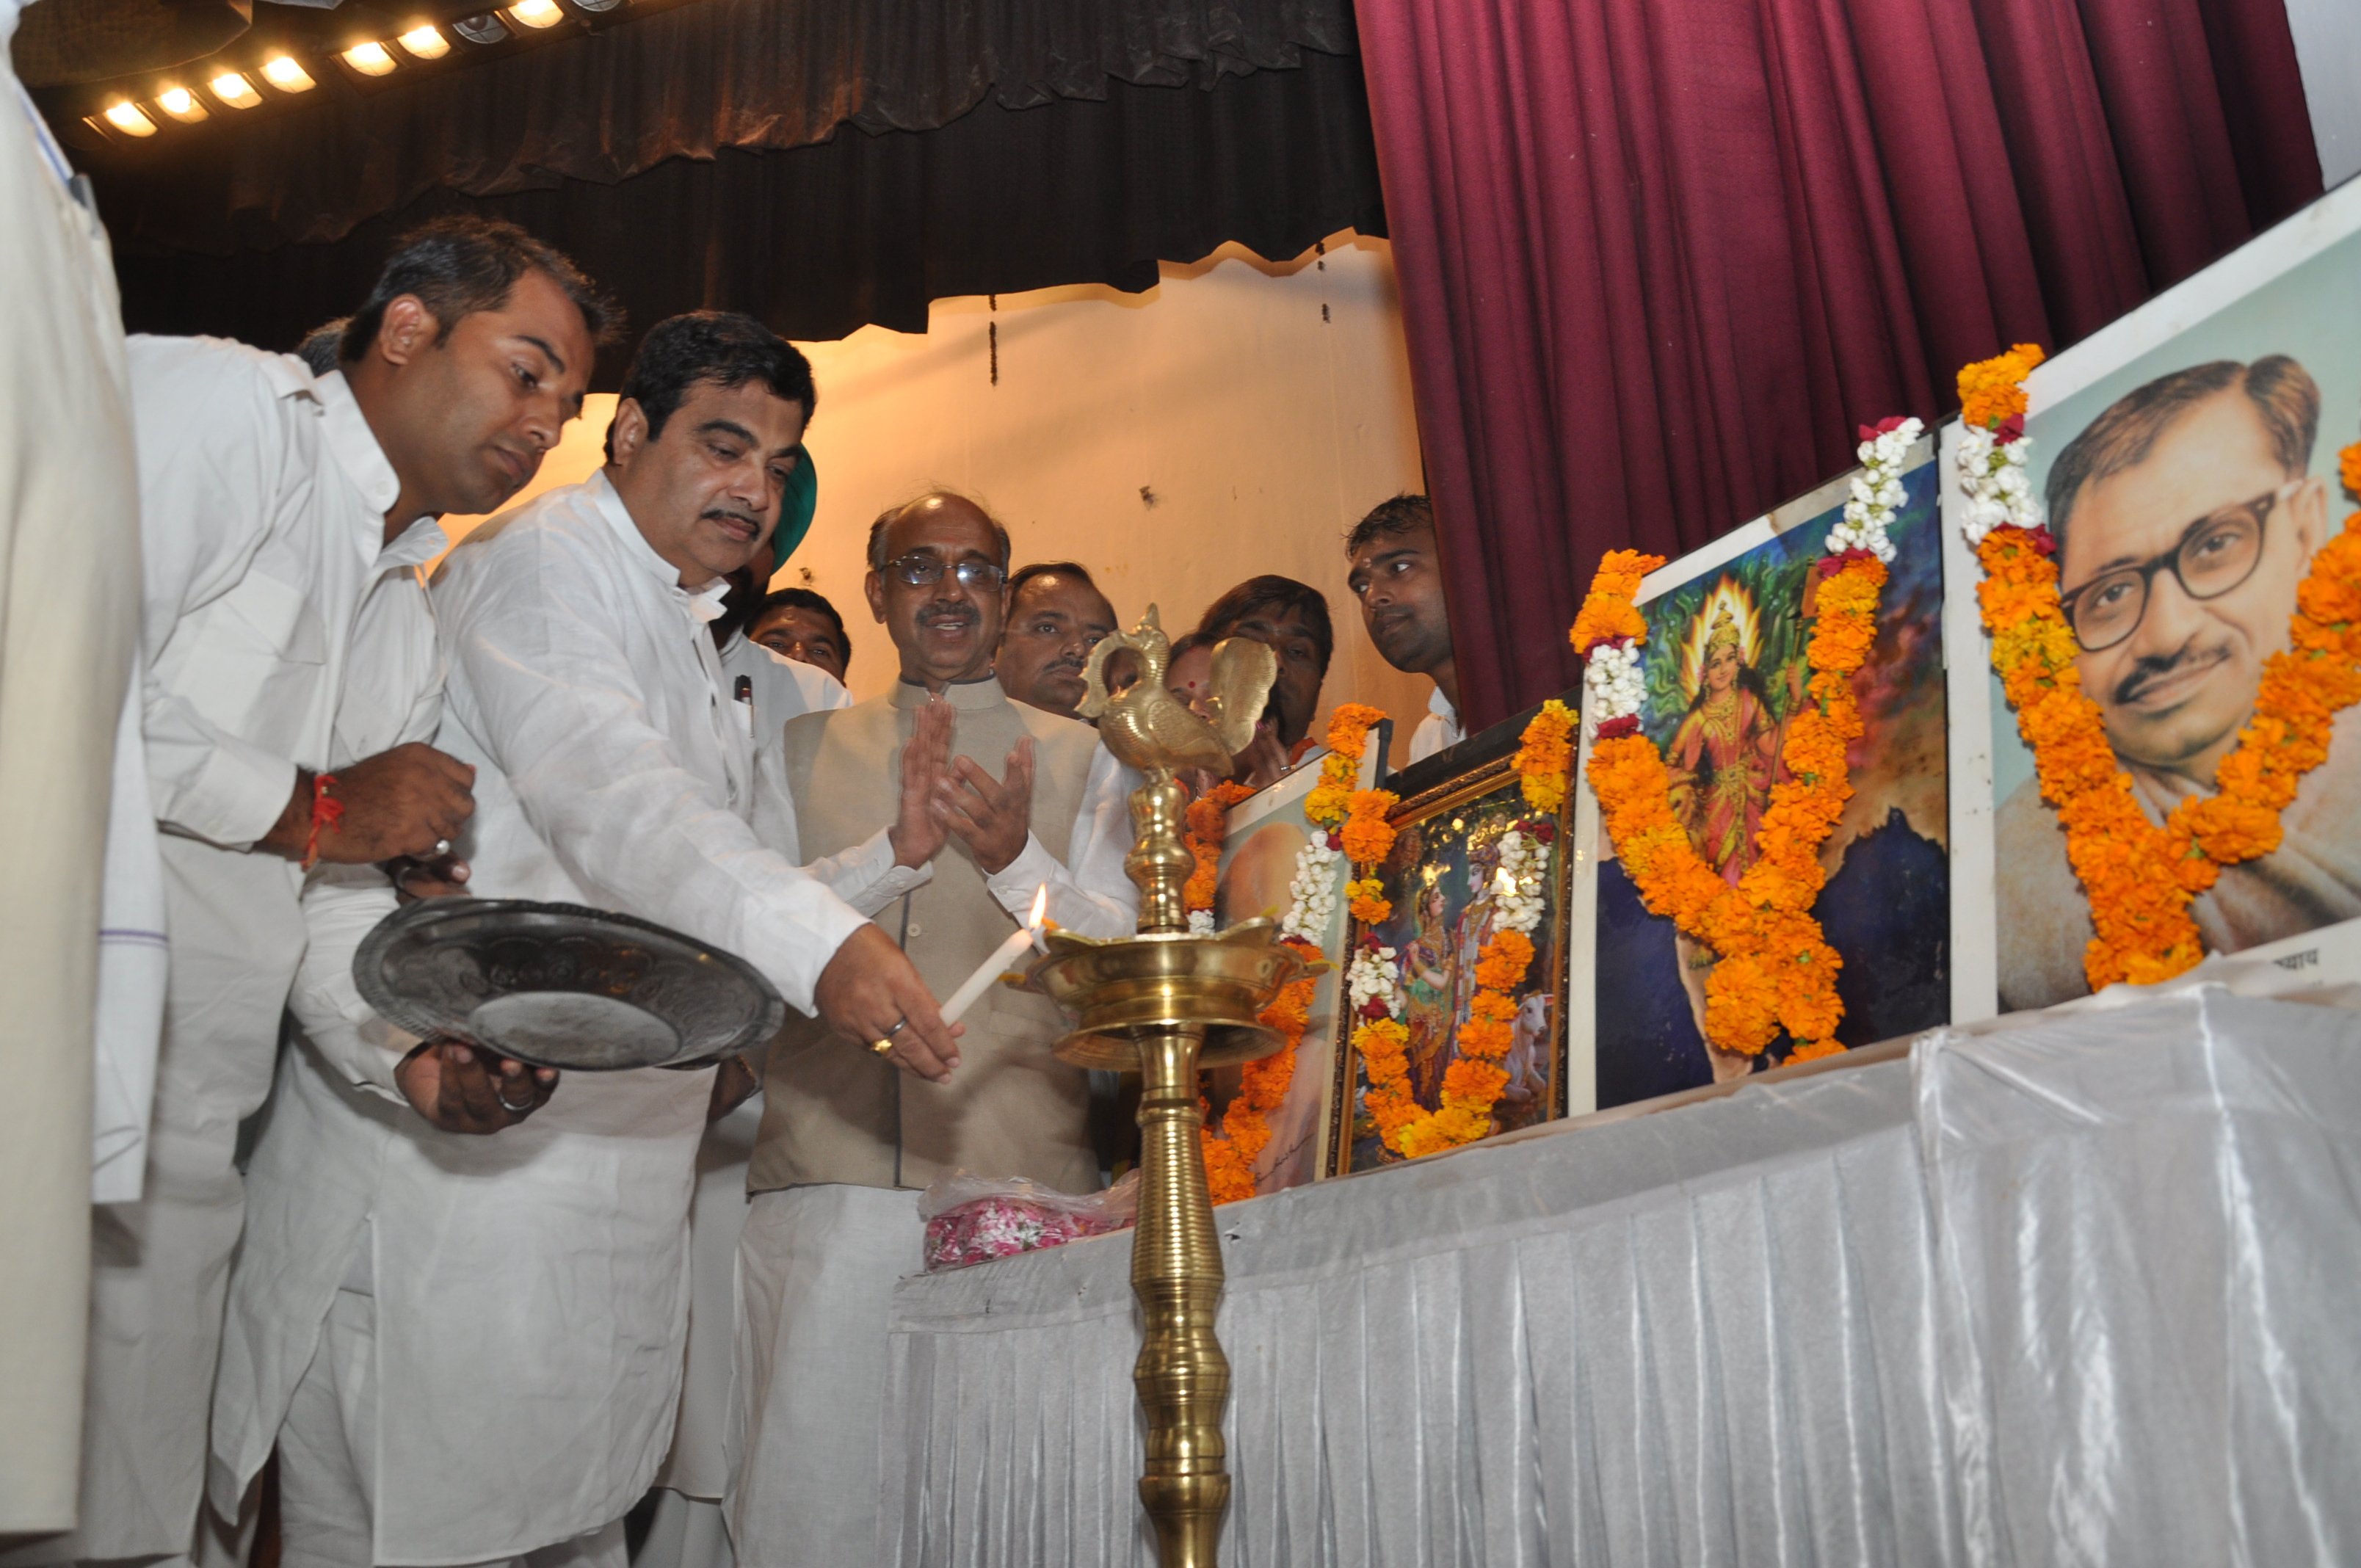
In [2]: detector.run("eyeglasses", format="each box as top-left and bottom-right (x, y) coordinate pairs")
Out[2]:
(884, 553), (1007, 591)
(2059, 482), (2293, 652)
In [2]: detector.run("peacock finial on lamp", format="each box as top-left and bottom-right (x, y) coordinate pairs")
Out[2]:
(1078, 606), (1277, 932)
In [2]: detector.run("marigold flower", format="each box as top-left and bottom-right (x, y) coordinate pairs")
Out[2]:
(1958, 344), (2046, 428)
(1325, 704), (1388, 760)
(1570, 553), (1667, 652)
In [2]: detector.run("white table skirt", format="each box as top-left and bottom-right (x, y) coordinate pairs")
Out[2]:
(878, 989), (2361, 1566)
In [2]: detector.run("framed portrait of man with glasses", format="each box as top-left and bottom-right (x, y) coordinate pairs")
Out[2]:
(1944, 178), (2361, 1017)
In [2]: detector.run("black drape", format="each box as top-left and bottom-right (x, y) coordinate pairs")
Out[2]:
(109, 48), (1384, 372)
(82, 0), (1357, 251)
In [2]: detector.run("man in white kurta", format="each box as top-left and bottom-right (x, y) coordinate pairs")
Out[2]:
(10, 218), (613, 1568)
(731, 491), (1141, 1561)
(0, 10), (142, 1533)
(211, 313), (960, 1568)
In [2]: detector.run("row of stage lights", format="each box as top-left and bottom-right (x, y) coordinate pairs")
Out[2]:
(93, 0), (623, 139)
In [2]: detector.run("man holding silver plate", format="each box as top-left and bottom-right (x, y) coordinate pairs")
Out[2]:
(212, 312), (961, 1568)
(16, 217), (617, 1568)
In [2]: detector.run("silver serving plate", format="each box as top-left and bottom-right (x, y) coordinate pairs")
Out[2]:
(354, 899), (785, 1071)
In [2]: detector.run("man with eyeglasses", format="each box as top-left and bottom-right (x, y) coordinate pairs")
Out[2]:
(1996, 354), (2360, 1010)
(730, 490), (1139, 1561)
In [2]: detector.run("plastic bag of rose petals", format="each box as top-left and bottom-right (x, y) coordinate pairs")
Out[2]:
(917, 1169), (1140, 1272)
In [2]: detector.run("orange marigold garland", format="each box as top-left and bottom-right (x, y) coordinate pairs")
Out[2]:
(1356, 705), (1567, 1160)
(1200, 942), (1319, 1205)
(1961, 346), (2361, 989)
(1202, 704), (1393, 1202)
(1571, 418), (1919, 1059)
(1182, 781), (1254, 928)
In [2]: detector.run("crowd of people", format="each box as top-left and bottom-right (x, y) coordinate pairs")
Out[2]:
(43, 214), (1466, 1568)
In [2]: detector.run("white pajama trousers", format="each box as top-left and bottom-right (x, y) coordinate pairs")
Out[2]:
(278, 1291), (630, 1568)
(725, 1185), (922, 1568)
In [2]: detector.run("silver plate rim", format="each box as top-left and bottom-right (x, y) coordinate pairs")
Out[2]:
(352, 897), (786, 1071)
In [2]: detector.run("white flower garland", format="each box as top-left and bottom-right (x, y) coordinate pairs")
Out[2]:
(1832, 417), (1923, 562)
(1492, 827), (1549, 935)
(1187, 908), (1216, 935)
(1278, 834), (1341, 943)
(1954, 421), (2043, 545)
(1584, 639), (1644, 733)
(1346, 943), (1402, 1021)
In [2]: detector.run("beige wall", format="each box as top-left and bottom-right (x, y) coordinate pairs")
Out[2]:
(440, 231), (1435, 762)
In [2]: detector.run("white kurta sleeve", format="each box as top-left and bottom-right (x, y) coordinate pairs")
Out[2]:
(129, 339), (307, 848)
(983, 744), (1141, 937)
(290, 866), (416, 1100)
(446, 540), (870, 1015)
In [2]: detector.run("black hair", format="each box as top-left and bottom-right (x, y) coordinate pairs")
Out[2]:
(294, 317), (348, 377)
(2046, 356), (2320, 549)
(607, 311), (818, 462)
(1007, 561), (1103, 600)
(866, 491), (1014, 573)
(1344, 493), (1435, 556)
(752, 586), (852, 672)
(340, 215), (618, 366)
(1193, 574), (1335, 678)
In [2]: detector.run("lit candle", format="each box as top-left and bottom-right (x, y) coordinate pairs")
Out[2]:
(938, 885), (1048, 1025)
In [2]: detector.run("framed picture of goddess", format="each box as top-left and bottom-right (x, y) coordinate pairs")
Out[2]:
(1330, 704), (1575, 1176)
(1943, 178), (2361, 1019)
(1569, 439), (1953, 1111)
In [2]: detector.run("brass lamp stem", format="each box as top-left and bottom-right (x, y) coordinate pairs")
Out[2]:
(1127, 770), (1192, 935)
(1131, 1025), (1230, 1568)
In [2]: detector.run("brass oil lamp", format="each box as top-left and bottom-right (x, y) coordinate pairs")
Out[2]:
(1011, 609), (1319, 1567)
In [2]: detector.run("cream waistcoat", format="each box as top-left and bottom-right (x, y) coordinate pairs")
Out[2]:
(751, 678), (1103, 1194)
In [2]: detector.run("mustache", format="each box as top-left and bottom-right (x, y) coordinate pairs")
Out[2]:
(918, 600), (981, 628)
(2111, 639), (2227, 705)
(701, 506), (761, 531)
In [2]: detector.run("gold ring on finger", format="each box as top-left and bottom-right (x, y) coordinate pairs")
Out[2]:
(870, 1039), (896, 1056)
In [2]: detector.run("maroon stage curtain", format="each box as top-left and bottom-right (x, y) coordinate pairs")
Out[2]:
(1355, 0), (2324, 727)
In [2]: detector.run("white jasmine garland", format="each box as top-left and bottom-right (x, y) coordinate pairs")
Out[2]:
(1491, 828), (1550, 936)
(1584, 639), (1644, 732)
(1346, 944), (1403, 1020)
(1954, 421), (2043, 546)
(1187, 909), (1216, 936)
(1831, 416), (1922, 563)
(1280, 836), (1341, 943)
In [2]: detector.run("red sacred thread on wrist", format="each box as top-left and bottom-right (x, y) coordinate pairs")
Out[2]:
(303, 772), (344, 871)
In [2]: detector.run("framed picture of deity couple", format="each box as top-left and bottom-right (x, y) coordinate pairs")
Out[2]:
(1202, 175), (2361, 1186)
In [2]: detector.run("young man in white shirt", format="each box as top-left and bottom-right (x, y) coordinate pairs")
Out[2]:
(13, 216), (614, 1568)
(1346, 493), (1464, 761)
(213, 312), (960, 1568)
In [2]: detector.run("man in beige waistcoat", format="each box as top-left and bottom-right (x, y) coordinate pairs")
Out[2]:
(730, 490), (1138, 1560)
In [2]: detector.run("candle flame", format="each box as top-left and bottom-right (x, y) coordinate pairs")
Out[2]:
(1029, 885), (1048, 926)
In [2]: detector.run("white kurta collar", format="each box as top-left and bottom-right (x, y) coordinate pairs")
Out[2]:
(586, 470), (730, 625)
(1429, 686), (1459, 728)
(308, 370), (403, 560)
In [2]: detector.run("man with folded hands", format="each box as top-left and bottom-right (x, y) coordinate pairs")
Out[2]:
(730, 489), (1140, 1561)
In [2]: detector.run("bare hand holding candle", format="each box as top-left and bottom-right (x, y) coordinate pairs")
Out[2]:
(937, 885), (1048, 1025)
